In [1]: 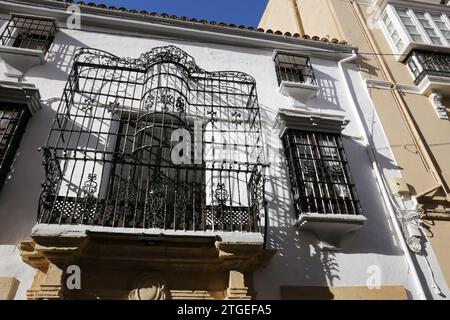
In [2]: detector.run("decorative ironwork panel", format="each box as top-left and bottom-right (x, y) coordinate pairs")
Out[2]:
(39, 45), (266, 234)
(407, 50), (450, 85)
(282, 130), (361, 216)
(0, 15), (57, 54)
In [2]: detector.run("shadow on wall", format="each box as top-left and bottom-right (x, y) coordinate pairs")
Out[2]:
(357, 55), (380, 78)
(254, 103), (340, 299)
(313, 69), (343, 113)
(0, 32), (90, 245)
(253, 102), (405, 299)
(0, 100), (58, 245)
(27, 30), (88, 81)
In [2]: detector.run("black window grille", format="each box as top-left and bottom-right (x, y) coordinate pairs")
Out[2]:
(0, 103), (30, 191)
(274, 53), (317, 86)
(406, 50), (450, 85)
(0, 15), (57, 54)
(38, 46), (267, 234)
(282, 129), (361, 216)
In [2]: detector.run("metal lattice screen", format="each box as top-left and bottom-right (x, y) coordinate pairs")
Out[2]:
(0, 15), (57, 54)
(39, 46), (266, 233)
(282, 129), (361, 216)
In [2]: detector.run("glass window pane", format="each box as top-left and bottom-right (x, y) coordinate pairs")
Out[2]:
(396, 8), (426, 43)
(382, 13), (406, 51)
(414, 11), (443, 45)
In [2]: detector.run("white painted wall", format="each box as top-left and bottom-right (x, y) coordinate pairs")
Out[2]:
(0, 25), (416, 299)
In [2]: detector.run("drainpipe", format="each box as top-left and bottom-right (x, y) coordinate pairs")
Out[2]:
(338, 51), (427, 300)
(288, 0), (305, 36)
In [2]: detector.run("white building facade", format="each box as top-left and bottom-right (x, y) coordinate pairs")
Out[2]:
(0, 0), (445, 300)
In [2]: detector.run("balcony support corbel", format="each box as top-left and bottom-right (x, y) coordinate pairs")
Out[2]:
(429, 93), (449, 120)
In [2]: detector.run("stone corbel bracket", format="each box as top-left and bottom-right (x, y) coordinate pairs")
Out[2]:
(0, 80), (42, 114)
(429, 93), (449, 120)
(19, 238), (82, 300)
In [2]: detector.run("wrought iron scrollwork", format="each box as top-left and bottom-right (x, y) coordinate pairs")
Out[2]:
(144, 94), (155, 110)
(73, 45), (256, 82)
(175, 97), (185, 112)
(214, 183), (229, 206)
(40, 147), (62, 210)
(106, 99), (120, 114)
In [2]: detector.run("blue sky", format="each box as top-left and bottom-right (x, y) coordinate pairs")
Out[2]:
(90, 0), (269, 27)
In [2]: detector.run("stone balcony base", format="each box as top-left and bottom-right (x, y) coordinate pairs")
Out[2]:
(18, 229), (275, 300)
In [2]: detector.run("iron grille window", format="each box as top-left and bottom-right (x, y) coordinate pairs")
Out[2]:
(0, 15), (57, 54)
(38, 46), (267, 234)
(108, 113), (206, 230)
(274, 53), (317, 86)
(282, 129), (361, 216)
(406, 50), (450, 84)
(0, 103), (30, 191)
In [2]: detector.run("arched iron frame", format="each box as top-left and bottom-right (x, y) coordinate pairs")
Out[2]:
(38, 45), (267, 235)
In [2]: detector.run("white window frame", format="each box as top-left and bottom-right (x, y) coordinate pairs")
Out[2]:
(435, 13), (450, 42)
(380, 7), (409, 54)
(380, 4), (450, 59)
(406, 54), (423, 80)
(412, 11), (447, 46)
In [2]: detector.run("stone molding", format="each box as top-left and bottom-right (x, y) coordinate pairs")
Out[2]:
(18, 232), (276, 300)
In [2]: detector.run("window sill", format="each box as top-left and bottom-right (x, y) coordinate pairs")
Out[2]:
(0, 45), (45, 79)
(416, 74), (450, 96)
(31, 223), (266, 244)
(279, 80), (319, 106)
(296, 213), (367, 250)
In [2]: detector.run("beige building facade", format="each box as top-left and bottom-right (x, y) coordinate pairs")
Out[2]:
(261, 0), (450, 298)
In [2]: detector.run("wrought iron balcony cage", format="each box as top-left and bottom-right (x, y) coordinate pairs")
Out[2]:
(38, 45), (267, 234)
(274, 53), (317, 86)
(0, 15), (57, 55)
(406, 50), (450, 85)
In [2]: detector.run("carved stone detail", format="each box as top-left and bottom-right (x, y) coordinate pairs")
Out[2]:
(429, 93), (449, 120)
(128, 276), (169, 300)
(18, 233), (276, 300)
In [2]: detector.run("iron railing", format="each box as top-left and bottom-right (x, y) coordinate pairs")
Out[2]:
(38, 46), (267, 234)
(406, 50), (450, 85)
(282, 130), (361, 216)
(274, 53), (317, 86)
(0, 15), (57, 55)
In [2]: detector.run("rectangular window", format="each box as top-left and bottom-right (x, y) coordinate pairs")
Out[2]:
(414, 11), (443, 45)
(0, 15), (57, 54)
(382, 14), (405, 51)
(282, 130), (361, 216)
(430, 13), (450, 43)
(0, 103), (30, 191)
(274, 53), (317, 86)
(382, 6), (450, 53)
(396, 8), (425, 43)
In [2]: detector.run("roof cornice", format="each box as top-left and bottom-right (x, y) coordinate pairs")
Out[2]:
(0, 0), (357, 60)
